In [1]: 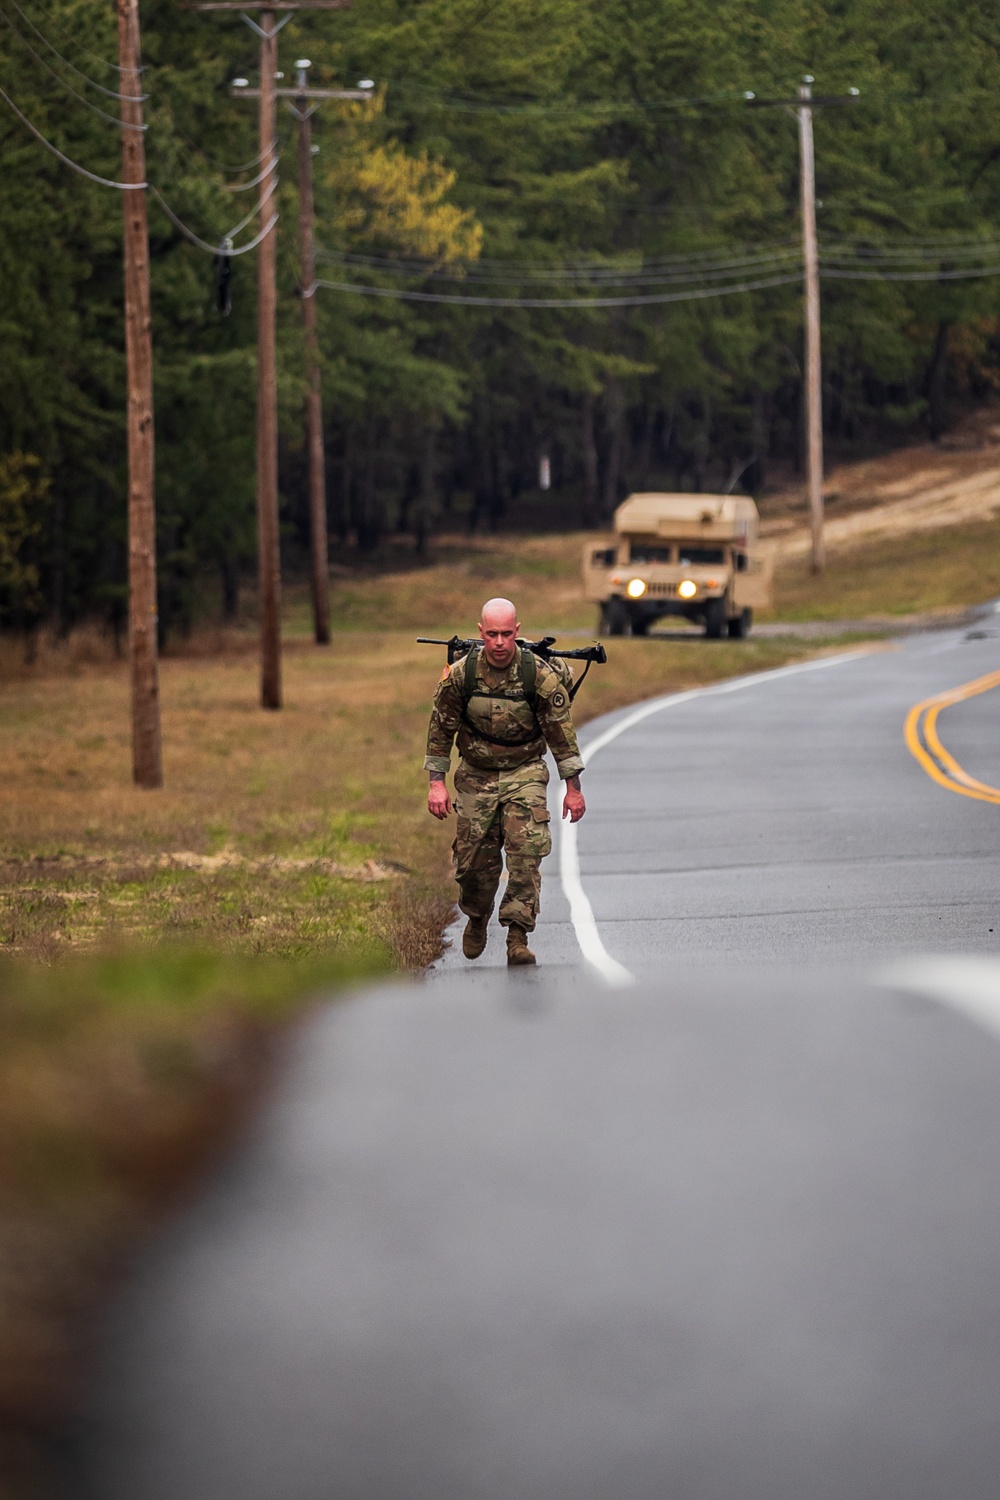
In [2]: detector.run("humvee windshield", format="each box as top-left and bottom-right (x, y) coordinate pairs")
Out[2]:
(678, 546), (726, 565)
(629, 544), (673, 564)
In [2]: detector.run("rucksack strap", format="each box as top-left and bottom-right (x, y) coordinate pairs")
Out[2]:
(458, 644), (542, 747)
(519, 645), (537, 709)
(461, 644), (537, 708)
(462, 644), (480, 703)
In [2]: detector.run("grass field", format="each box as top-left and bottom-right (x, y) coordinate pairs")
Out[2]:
(768, 516), (1000, 620)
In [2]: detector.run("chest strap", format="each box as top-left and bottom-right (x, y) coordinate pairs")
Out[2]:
(460, 645), (541, 747)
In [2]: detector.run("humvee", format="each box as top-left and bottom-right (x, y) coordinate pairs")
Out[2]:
(582, 492), (773, 638)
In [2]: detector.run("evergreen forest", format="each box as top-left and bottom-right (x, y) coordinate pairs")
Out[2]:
(3, 0), (1000, 639)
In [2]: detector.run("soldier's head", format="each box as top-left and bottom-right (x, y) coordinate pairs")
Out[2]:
(479, 597), (519, 668)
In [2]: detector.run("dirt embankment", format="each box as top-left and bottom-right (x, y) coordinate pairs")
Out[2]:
(762, 408), (1000, 560)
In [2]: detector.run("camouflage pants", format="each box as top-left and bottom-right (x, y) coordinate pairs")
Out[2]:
(452, 759), (552, 933)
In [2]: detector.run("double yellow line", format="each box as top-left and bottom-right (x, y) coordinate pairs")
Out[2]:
(905, 668), (1000, 805)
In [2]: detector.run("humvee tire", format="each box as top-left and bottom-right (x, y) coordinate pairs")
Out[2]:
(630, 613), (651, 637)
(728, 608), (752, 640)
(704, 598), (727, 639)
(605, 598), (630, 637)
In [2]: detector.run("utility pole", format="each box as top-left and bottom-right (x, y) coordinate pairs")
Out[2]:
(797, 76), (824, 574)
(254, 8), (282, 707)
(195, 1), (356, 705)
(118, 0), (162, 786)
(294, 58), (329, 644)
(290, 62), (372, 643)
(748, 79), (858, 576)
(231, 58), (370, 651)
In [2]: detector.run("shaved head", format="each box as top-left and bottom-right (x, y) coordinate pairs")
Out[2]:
(480, 597), (518, 631)
(479, 597), (520, 668)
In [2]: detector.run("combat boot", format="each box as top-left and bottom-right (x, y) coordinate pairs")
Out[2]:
(462, 915), (489, 960)
(506, 925), (536, 966)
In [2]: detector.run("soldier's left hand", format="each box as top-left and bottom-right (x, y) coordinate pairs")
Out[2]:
(562, 786), (586, 823)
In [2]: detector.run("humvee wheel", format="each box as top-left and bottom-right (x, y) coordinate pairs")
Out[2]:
(728, 608), (752, 640)
(704, 598), (727, 639)
(605, 598), (630, 636)
(630, 614), (651, 637)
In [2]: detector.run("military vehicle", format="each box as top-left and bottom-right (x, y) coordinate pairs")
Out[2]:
(582, 492), (772, 638)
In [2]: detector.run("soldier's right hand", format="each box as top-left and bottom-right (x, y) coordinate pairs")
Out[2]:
(428, 780), (453, 819)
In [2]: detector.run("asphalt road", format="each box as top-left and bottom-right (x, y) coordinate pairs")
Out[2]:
(80, 620), (1000, 1499)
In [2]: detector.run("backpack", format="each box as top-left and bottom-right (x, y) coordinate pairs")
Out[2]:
(458, 645), (540, 747)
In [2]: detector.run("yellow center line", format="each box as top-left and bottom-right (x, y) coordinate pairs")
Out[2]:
(904, 668), (1000, 805)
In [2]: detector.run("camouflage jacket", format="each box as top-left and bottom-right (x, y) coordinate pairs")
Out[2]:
(424, 647), (585, 779)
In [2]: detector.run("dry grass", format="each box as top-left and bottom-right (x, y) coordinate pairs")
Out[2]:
(0, 641), (457, 966)
(767, 515), (1000, 621)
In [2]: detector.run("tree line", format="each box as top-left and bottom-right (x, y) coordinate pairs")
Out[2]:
(2, 0), (1000, 642)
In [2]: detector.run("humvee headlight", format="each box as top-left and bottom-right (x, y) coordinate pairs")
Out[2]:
(678, 579), (698, 599)
(626, 578), (647, 599)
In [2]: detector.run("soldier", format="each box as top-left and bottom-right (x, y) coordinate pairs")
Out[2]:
(425, 597), (586, 966)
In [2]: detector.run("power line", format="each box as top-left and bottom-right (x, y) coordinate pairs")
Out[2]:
(311, 269), (803, 308)
(223, 170), (278, 238)
(822, 262), (1000, 282)
(17, 0), (126, 73)
(315, 251), (803, 290)
(385, 78), (1000, 120)
(822, 229), (1000, 248)
(0, 75), (283, 240)
(310, 230), (1000, 292)
(0, 79), (144, 186)
(821, 240), (1000, 262)
(157, 127), (279, 175)
(4, 0), (145, 100)
(222, 154), (278, 191)
(312, 240), (802, 282)
(0, 6), (144, 128)
(386, 81), (760, 117)
(150, 187), (278, 255)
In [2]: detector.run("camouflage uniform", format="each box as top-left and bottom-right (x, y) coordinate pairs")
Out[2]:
(424, 647), (585, 933)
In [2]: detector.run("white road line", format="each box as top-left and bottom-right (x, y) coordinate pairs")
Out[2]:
(559, 648), (877, 985)
(876, 956), (1000, 1041)
(558, 817), (634, 989)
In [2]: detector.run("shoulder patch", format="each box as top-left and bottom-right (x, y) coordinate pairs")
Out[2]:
(549, 686), (568, 711)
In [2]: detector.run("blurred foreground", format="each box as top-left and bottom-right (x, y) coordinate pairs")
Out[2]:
(81, 960), (1000, 1500)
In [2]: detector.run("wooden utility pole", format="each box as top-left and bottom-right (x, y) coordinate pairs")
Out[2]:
(747, 80), (857, 576)
(294, 59), (329, 644)
(797, 77), (824, 575)
(254, 9), (283, 707)
(197, 1), (354, 705)
(229, 55), (369, 655)
(118, 0), (162, 786)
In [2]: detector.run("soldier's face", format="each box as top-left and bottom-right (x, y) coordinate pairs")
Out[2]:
(479, 618), (519, 667)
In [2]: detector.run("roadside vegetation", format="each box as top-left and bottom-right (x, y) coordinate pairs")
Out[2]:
(767, 516), (1000, 621)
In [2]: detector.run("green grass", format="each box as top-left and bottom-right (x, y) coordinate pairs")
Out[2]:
(769, 517), (1000, 621)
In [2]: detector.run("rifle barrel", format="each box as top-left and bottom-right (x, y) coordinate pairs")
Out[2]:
(417, 636), (606, 665)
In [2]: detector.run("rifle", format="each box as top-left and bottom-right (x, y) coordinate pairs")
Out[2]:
(417, 635), (607, 701)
